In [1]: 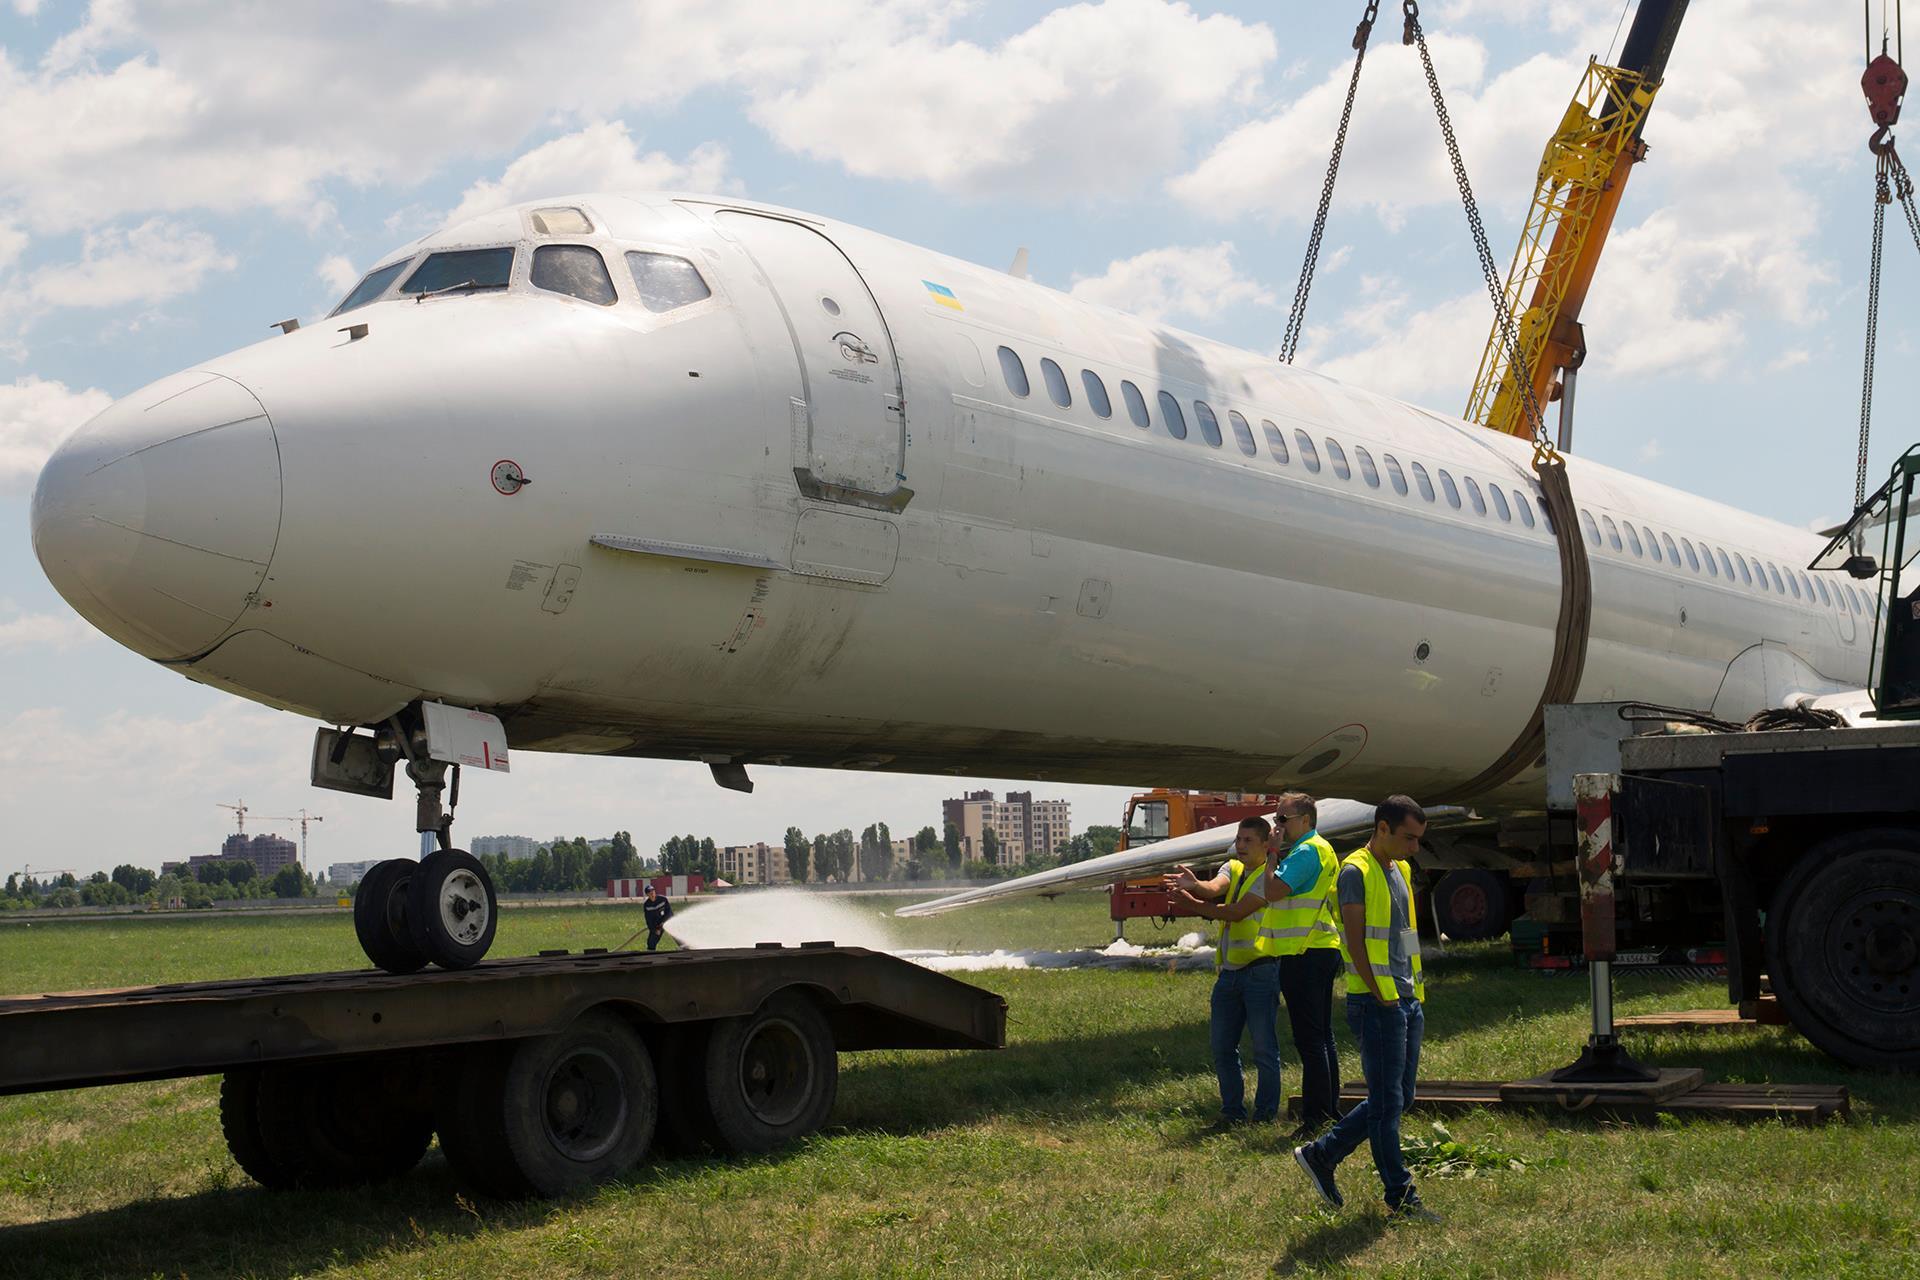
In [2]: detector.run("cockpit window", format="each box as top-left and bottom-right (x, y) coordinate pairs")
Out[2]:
(531, 245), (617, 306)
(627, 252), (711, 313)
(330, 259), (410, 317)
(529, 206), (593, 235)
(401, 248), (514, 296)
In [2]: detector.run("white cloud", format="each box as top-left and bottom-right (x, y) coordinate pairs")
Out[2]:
(753, 0), (1275, 194)
(1638, 440), (1664, 464)
(316, 254), (360, 295)
(0, 375), (113, 494)
(1069, 243), (1271, 324)
(447, 122), (732, 226)
(29, 218), (235, 308)
(1210, 2), (1860, 401)
(1295, 276), (1493, 408)
(0, 609), (100, 653)
(0, 221), (25, 272)
(1768, 348), (1812, 373)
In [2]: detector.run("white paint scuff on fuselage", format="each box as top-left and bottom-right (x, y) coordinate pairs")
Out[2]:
(30, 191), (1870, 817)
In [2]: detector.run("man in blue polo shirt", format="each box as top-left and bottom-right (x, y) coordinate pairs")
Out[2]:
(1266, 792), (1344, 1140)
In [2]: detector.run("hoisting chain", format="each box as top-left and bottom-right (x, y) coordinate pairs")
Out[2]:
(1279, 1), (1379, 365)
(1858, 158), (1890, 510)
(1402, 0), (1555, 463)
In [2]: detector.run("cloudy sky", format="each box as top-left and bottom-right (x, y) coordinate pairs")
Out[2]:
(2, 0), (1912, 879)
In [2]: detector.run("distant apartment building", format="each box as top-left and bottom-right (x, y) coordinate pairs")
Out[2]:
(942, 790), (1072, 866)
(471, 835), (541, 859)
(328, 860), (381, 887)
(163, 831), (300, 879)
(718, 842), (790, 886)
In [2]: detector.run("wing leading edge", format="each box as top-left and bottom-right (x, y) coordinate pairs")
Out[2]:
(893, 800), (1473, 917)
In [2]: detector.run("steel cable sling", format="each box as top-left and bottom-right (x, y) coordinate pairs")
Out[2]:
(1857, 1), (1914, 508)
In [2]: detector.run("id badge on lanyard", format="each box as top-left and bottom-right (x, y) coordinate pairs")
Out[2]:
(1399, 928), (1421, 962)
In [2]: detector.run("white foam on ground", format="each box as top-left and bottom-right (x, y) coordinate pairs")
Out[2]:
(667, 892), (1216, 972)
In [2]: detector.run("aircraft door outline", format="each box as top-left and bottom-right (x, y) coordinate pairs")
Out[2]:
(713, 210), (911, 512)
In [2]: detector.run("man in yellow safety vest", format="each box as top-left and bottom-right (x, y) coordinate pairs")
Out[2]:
(1169, 817), (1283, 1127)
(1267, 792), (1344, 1140)
(1292, 795), (1439, 1222)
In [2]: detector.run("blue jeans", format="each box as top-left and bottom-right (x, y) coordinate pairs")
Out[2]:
(1309, 994), (1424, 1207)
(1210, 960), (1281, 1122)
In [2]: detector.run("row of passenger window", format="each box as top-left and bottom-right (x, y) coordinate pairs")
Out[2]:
(331, 245), (711, 317)
(994, 343), (1551, 523)
(1576, 509), (1873, 618)
(993, 343), (1871, 622)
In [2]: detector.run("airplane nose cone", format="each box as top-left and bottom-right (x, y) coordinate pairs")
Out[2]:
(30, 370), (282, 662)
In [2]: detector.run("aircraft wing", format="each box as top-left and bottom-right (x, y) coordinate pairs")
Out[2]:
(893, 800), (1474, 917)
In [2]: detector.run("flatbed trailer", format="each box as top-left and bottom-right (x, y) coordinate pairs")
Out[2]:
(0, 946), (1005, 1198)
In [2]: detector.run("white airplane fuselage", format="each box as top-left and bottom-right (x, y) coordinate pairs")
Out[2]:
(31, 192), (1871, 812)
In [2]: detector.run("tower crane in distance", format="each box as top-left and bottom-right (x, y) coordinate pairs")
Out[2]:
(215, 799), (249, 834)
(1464, 0), (1690, 448)
(253, 810), (326, 870)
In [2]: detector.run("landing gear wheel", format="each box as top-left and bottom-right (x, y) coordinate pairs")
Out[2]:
(354, 858), (427, 974)
(437, 1012), (658, 1198)
(1432, 869), (1513, 942)
(407, 849), (497, 970)
(219, 1069), (291, 1189)
(1767, 828), (1920, 1070)
(702, 992), (837, 1154)
(253, 1060), (433, 1188)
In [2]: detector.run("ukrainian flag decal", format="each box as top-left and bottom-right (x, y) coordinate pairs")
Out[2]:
(922, 280), (963, 311)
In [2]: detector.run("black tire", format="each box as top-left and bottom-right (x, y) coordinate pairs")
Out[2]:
(355, 858), (427, 974)
(702, 992), (837, 1154)
(653, 1024), (724, 1158)
(435, 1044), (525, 1199)
(1766, 828), (1920, 1070)
(254, 1061), (434, 1188)
(407, 849), (498, 970)
(1432, 868), (1513, 942)
(220, 1069), (291, 1189)
(440, 1013), (659, 1198)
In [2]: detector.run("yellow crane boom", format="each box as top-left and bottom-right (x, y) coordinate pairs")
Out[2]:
(1465, 2), (1688, 443)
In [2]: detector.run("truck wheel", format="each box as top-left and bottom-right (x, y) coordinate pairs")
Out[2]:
(355, 859), (427, 974)
(1766, 828), (1920, 1070)
(219, 1069), (291, 1189)
(654, 1023), (724, 1157)
(702, 992), (837, 1154)
(407, 850), (498, 970)
(254, 1062), (433, 1188)
(1432, 869), (1512, 942)
(440, 1013), (658, 1198)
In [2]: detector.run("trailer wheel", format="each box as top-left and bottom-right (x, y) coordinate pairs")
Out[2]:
(702, 992), (837, 1154)
(355, 858), (427, 974)
(439, 1012), (658, 1198)
(653, 1023), (724, 1157)
(253, 1062), (433, 1188)
(1766, 828), (1920, 1070)
(219, 1069), (291, 1189)
(406, 850), (498, 970)
(1432, 869), (1513, 942)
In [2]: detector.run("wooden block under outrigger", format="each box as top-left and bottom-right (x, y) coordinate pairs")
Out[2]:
(1288, 1072), (1849, 1125)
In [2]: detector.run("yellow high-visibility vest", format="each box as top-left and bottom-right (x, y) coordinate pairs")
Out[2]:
(1268, 832), (1340, 956)
(1337, 848), (1425, 1002)
(1217, 857), (1280, 969)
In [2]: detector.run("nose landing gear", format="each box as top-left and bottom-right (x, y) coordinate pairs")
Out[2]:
(352, 758), (499, 973)
(323, 705), (509, 974)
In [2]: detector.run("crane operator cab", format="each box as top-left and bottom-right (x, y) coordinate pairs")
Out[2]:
(1814, 444), (1920, 718)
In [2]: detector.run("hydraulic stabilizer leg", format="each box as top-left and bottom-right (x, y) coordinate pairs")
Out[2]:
(1552, 772), (1657, 1083)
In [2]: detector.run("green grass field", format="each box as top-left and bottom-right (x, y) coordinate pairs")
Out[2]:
(1, 897), (1914, 1279)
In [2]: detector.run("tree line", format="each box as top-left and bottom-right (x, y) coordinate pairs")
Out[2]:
(2, 861), (319, 912)
(0, 821), (1127, 911)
